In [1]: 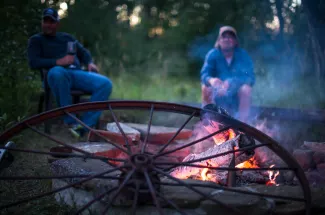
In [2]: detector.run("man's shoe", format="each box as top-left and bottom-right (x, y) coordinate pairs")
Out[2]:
(69, 124), (86, 139)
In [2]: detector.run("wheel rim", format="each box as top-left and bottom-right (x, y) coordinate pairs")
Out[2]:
(0, 100), (311, 215)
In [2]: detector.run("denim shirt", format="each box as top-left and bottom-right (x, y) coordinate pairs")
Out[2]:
(200, 47), (255, 94)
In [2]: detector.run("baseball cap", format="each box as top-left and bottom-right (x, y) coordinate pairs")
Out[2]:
(42, 8), (60, 22)
(214, 25), (239, 48)
(218, 26), (237, 39)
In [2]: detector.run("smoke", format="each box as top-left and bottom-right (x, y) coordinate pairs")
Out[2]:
(187, 25), (323, 109)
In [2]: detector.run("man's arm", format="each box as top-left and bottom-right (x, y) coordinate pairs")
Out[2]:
(76, 41), (93, 66)
(200, 50), (217, 86)
(27, 35), (57, 69)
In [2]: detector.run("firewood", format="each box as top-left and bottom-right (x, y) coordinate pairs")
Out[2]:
(170, 136), (253, 179)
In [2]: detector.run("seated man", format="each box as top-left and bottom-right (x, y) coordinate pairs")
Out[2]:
(27, 8), (113, 137)
(200, 26), (255, 122)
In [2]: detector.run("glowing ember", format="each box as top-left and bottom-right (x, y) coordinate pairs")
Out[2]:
(266, 165), (280, 186)
(203, 120), (236, 145)
(235, 158), (259, 169)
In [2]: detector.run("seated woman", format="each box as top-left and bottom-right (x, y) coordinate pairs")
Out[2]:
(200, 26), (255, 122)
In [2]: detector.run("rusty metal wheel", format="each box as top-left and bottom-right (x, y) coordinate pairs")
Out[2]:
(0, 100), (311, 215)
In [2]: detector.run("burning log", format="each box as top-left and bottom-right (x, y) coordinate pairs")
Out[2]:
(236, 171), (269, 185)
(170, 135), (254, 181)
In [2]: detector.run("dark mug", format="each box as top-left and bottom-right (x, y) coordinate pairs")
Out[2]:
(67, 41), (77, 55)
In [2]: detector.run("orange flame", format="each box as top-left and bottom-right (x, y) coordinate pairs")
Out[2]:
(266, 164), (280, 186)
(201, 168), (209, 181)
(212, 129), (237, 145)
(235, 157), (259, 169)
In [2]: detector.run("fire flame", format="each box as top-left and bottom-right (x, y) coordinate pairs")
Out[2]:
(201, 168), (209, 181)
(235, 157), (259, 169)
(266, 164), (280, 186)
(195, 119), (278, 186)
(212, 129), (236, 145)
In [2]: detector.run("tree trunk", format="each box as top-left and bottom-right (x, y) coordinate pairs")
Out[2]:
(301, 0), (325, 93)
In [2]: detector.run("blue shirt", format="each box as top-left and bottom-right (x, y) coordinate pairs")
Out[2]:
(200, 47), (255, 94)
(27, 32), (92, 70)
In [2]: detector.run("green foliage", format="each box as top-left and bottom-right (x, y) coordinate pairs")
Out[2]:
(1, 0), (325, 134)
(0, 1), (44, 132)
(55, 0), (325, 109)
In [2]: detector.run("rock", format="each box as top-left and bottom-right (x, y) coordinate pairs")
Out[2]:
(73, 142), (121, 154)
(161, 178), (216, 208)
(88, 123), (141, 144)
(125, 123), (193, 144)
(305, 171), (325, 185)
(200, 187), (273, 215)
(310, 186), (325, 214)
(313, 151), (325, 165)
(293, 149), (315, 171)
(53, 179), (106, 215)
(52, 172), (325, 215)
(317, 163), (325, 176)
(245, 185), (305, 215)
(304, 141), (325, 152)
(50, 158), (120, 191)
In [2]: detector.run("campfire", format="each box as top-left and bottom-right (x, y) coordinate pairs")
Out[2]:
(170, 120), (281, 186)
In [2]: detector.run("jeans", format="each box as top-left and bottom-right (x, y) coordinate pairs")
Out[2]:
(47, 66), (113, 128)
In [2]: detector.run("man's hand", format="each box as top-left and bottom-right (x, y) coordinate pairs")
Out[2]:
(208, 79), (230, 97)
(208, 78), (223, 88)
(216, 80), (231, 96)
(56, 55), (74, 66)
(87, 63), (98, 73)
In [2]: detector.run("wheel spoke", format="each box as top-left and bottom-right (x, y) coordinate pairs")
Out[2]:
(26, 123), (92, 156)
(143, 169), (165, 215)
(130, 180), (140, 215)
(101, 168), (136, 214)
(0, 165), (129, 210)
(0, 146), (126, 163)
(154, 126), (232, 158)
(64, 110), (130, 155)
(108, 105), (132, 154)
(153, 167), (244, 215)
(157, 111), (196, 155)
(141, 104), (154, 153)
(74, 186), (118, 215)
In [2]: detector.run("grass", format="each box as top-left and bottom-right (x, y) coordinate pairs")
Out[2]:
(0, 125), (85, 215)
(109, 73), (201, 103)
(104, 71), (325, 110)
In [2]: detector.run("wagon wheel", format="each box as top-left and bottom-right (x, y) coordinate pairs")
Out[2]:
(0, 100), (311, 215)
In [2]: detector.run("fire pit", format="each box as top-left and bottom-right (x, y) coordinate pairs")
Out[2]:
(0, 101), (314, 214)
